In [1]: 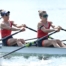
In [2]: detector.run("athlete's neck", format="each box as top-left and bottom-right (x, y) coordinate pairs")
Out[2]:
(41, 20), (47, 24)
(3, 20), (9, 22)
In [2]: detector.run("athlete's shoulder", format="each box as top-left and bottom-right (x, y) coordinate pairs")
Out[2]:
(38, 21), (42, 25)
(0, 22), (6, 29)
(1, 21), (5, 25)
(48, 21), (53, 25)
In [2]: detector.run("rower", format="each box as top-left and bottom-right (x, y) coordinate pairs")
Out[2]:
(0, 10), (26, 46)
(37, 10), (66, 48)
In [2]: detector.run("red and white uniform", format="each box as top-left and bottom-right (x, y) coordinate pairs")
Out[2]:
(37, 22), (51, 38)
(1, 21), (13, 38)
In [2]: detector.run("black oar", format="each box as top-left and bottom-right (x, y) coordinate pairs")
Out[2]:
(25, 37), (66, 42)
(25, 38), (37, 41)
(26, 26), (37, 32)
(62, 40), (66, 42)
(61, 28), (66, 31)
(0, 31), (57, 58)
(0, 30), (22, 41)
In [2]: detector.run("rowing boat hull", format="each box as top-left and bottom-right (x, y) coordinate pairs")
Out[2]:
(0, 46), (66, 55)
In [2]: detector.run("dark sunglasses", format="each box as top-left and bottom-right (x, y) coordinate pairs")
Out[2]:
(1, 11), (10, 16)
(43, 14), (48, 18)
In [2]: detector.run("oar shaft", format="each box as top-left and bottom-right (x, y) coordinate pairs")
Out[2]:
(26, 26), (37, 32)
(61, 28), (66, 31)
(62, 40), (66, 41)
(0, 42), (35, 58)
(25, 38), (37, 41)
(0, 46), (26, 58)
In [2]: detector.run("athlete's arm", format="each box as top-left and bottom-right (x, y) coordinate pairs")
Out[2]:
(12, 21), (26, 28)
(12, 21), (23, 28)
(37, 22), (56, 33)
(50, 22), (56, 28)
(50, 22), (61, 31)
(1, 23), (25, 31)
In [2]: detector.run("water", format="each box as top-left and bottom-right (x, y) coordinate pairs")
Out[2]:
(0, 0), (66, 66)
(1, 55), (66, 66)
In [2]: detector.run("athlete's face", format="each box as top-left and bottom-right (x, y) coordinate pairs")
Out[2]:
(41, 13), (48, 21)
(2, 15), (9, 21)
(1, 11), (10, 21)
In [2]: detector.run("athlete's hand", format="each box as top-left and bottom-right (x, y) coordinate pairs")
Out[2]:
(57, 26), (62, 31)
(54, 26), (61, 32)
(58, 26), (62, 30)
(21, 27), (25, 31)
(22, 24), (26, 27)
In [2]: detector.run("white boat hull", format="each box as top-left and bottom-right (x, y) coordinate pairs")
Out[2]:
(0, 46), (66, 55)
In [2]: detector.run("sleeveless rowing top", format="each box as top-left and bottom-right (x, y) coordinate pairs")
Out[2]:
(37, 22), (51, 38)
(1, 21), (13, 38)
